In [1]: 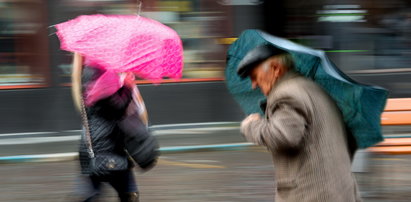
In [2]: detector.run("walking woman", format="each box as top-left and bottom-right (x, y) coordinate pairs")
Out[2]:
(54, 13), (183, 201)
(72, 53), (158, 202)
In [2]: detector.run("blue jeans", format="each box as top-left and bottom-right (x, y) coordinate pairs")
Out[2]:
(76, 169), (138, 201)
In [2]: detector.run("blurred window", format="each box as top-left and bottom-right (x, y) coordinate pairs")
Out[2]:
(283, 1), (411, 73)
(0, 0), (50, 88)
(141, 0), (231, 79)
(55, 0), (231, 83)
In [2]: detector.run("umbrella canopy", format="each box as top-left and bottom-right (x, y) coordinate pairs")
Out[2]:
(55, 14), (183, 105)
(226, 29), (388, 149)
(56, 14), (183, 79)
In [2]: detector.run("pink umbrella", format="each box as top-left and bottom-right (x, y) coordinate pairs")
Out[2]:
(55, 14), (183, 105)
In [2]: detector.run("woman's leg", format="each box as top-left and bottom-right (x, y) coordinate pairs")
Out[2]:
(108, 169), (139, 202)
(75, 175), (102, 202)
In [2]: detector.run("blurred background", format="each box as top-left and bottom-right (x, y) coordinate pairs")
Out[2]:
(0, 0), (410, 201)
(1, 0), (410, 93)
(1, 0), (410, 129)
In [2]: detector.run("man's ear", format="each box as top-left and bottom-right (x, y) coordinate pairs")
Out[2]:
(269, 59), (281, 77)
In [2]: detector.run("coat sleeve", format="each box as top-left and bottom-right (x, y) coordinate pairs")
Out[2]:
(241, 96), (310, 151)
(118, 112), (159, 171)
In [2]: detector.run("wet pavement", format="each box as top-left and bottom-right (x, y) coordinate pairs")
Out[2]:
(0, 147), (276, 202)
(1, 124), (411, 201)
(1, 148), (411, 201)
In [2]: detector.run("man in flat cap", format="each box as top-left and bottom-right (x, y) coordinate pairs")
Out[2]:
(238, 44), (362, 202)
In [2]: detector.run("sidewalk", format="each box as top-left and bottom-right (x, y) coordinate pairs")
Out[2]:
(1, 122), (411, 201)
(1, 147), (411, 201)
(0, 148), (276, 202)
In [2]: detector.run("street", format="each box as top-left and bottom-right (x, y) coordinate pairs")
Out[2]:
(1, 124), (411, 201)
(1, 148), (276, 202)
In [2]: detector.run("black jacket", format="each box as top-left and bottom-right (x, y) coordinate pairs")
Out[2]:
(79, 67), (158, 174)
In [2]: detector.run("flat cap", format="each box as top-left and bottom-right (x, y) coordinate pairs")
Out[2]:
(237, 44), (287, 79)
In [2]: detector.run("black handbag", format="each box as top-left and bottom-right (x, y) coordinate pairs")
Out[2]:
(89, 153), (129, 176)
(80, 96), (129, 177)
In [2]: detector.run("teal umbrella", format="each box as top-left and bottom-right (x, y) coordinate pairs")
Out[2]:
(225, 29), (388, 149)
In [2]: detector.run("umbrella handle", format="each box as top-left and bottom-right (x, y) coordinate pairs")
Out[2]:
(136, 0), (142, 16)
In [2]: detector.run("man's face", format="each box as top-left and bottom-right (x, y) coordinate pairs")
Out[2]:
(249, 58), (283, 96)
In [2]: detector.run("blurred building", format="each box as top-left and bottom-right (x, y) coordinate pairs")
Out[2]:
(0, 0), (50, 86)
(1, 0), (410, 89)
(0, 0), (410, 133)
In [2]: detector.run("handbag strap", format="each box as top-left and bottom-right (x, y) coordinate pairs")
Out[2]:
(80, 89), (95, 158)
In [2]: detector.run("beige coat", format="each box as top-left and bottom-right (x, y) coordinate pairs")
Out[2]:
(241, 70), (362, 202)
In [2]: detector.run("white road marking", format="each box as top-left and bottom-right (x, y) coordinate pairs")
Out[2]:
(182, 160), (220, 163)
(0, 122), (241, 144)
(0, 131), (57, 137)
(0, 135), (80, 145)
(150, 122), (239, 129)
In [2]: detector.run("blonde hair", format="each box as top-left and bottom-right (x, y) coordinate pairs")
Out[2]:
(71, 52), (83, 112)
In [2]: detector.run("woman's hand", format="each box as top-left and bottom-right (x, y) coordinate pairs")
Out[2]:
(122, 72), (136, 89)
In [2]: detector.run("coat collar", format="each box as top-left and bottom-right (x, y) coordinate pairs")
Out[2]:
(268, 69), (301, 97)
(259, 70), (301, 112)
